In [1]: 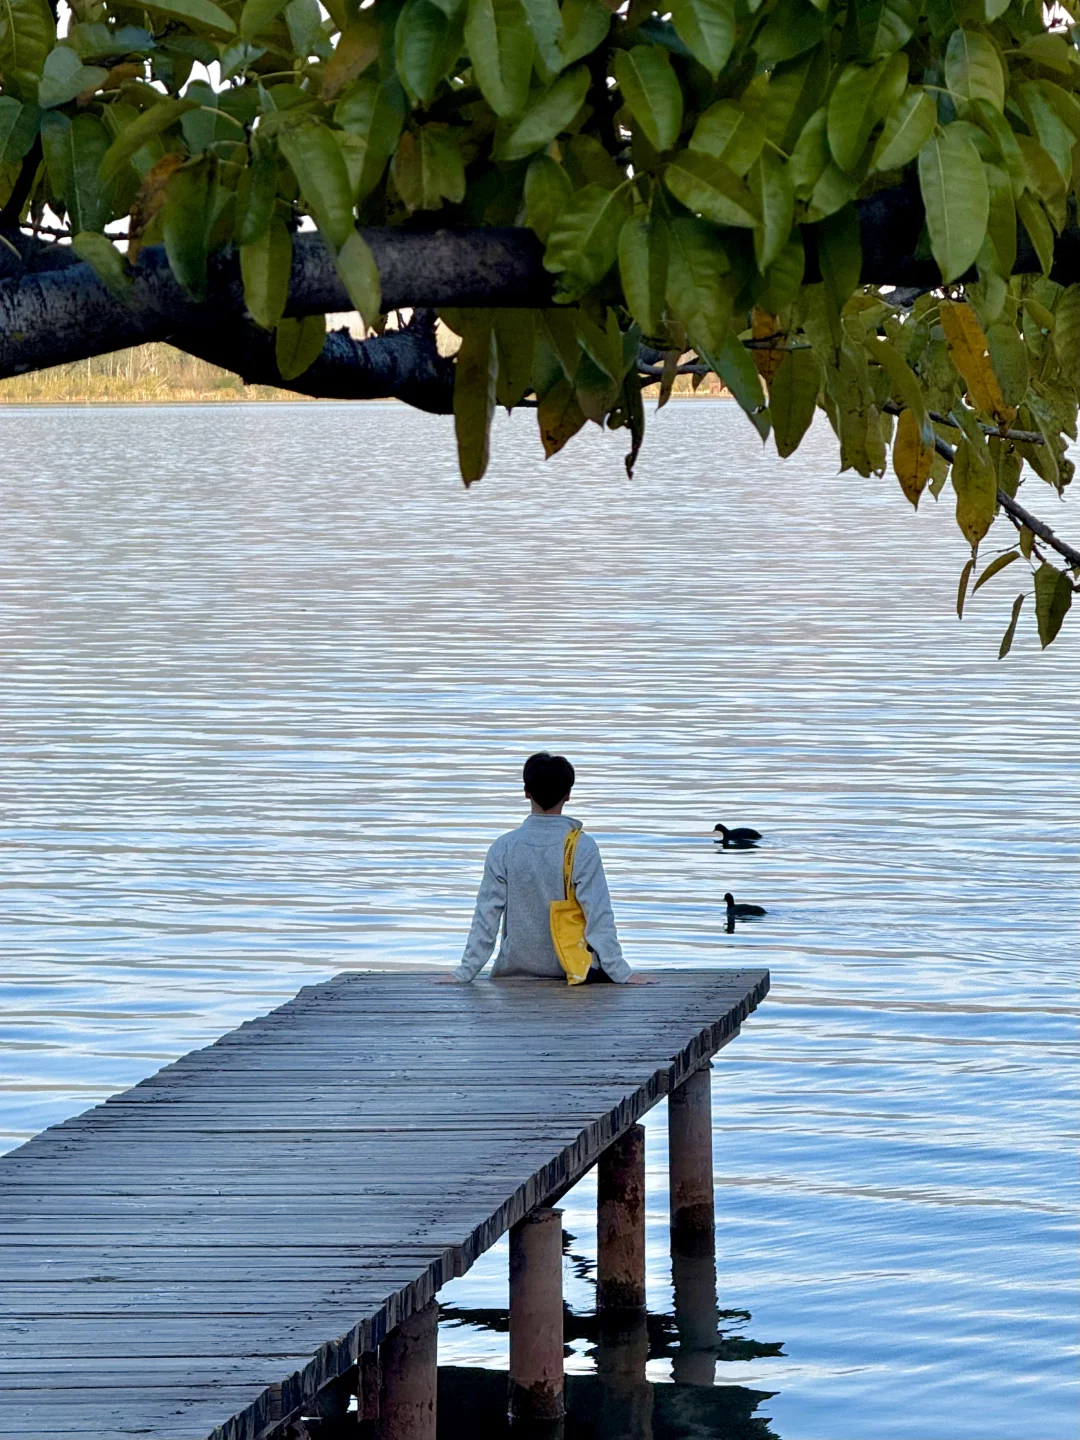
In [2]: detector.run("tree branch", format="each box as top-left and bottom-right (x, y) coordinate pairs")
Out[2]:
(168, 308), (455, 413)
(891, 409), (1080, 570)
(0, 227), (549, 380)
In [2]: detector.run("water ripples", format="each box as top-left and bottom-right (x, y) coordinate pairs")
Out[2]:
(0, 400), (1076, 1439)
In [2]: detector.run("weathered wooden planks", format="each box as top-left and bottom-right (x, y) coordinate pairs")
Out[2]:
(0, 967), (768, 1440)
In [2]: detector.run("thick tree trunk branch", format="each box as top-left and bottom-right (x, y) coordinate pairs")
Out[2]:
(168, 309), (455, 413)
(0, 227), (548, 380)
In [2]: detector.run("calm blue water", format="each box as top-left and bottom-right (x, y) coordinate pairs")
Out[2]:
(0, 401), (1076, 1440)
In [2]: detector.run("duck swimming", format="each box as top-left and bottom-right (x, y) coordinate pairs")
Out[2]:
(724, 892), (767, 920)
(713, 823), (762, 848)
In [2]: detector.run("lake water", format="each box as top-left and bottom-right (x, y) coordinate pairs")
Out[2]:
(0, 401), (1076, 1440)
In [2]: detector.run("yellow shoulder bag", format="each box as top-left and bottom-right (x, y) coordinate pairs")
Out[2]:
(550, 825), (592, 986)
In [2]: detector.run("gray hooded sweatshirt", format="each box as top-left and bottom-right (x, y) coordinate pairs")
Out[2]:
(454, 813), (631, 983)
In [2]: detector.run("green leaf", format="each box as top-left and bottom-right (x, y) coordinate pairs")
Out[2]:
(543, 182), (629, 287)
(956, 555), (974, 618)
(335, 230), (382, 327)
(664, 215), (732, 354)
(1053, 283), (1080, 374)
(664, 150), (759, 227)
(945, 29), (1004, 113)
(618, 213), (668, 336)
(36, 46), (108, 109)
(1017, 193), (1054, 276)
(750, 151), (793, 272)
(240, 216), (292, 329)
(951, 436), (996, 545)
(454, 321), (498, 483)
(0, 0), (55, 102)
(972, 548), (1018, 593)
(826, 59), (890, 173)
(71, 230), (131, 295)
(163, 157), (213, 299)
(668, 0), (735, 78)
(235, 141), (278, 246)
(493, 65), (589, 162)
(464, 0), (533, 118)
(770, 346), (818, 457)
(99, 98), (198, 183)
(41, 111), (114, 232)
(0, 95), (38, 165)
(997, 592), (1024, 658)
(918, 126), (989, 283)
(711, 328), (769, 438)
(275, 313), (326, 382)
(520, 0), (562, 73)
(854, 0), (915, 60)
(395, 0), (454, 107)
(1033, 561), (1072, 647)
(986, 323), (1028, 408)
(871, 87), (936, 172)
(523, 153), (573, 243)
(868, 337), (927, 433)
(815, 202), (861, 310)
(690, 99), (764, 176)
(143, 0), (236, 33)
(557, 0), (609, 67)
(240, 0), (290, 42)
(614, 46), (683, 154)
(278, 119), (355, 249)
(493, 309), (536, 408)
(334, 78), (406, 200)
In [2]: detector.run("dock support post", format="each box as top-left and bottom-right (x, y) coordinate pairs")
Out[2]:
(668, 1064), (714, 1252)
(508, 1207), (565, 1423)
(375, 1300), (438, 1440)
(597, 1123), (646, 1313)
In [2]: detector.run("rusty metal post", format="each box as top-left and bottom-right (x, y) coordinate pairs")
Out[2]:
(668, 1064), (715, 1252)
(597, 1124), (646, 1312)
(376, 1300), (438, 1440)
(508, 1207), (565, 1422)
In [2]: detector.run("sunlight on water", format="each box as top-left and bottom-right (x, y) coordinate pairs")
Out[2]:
(0, 401), (1076, 1439)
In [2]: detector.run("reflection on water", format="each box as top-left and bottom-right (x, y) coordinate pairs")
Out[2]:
(0, 402), (1076, 1439)
(304, 1233), (781, 1439)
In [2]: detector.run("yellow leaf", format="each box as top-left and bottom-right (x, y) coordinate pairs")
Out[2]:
(892, 407), (935, 508)
(321, 15), (380, 101)
(939, 300), (1015, 426)
(127, 152), (184, 262)
(750, 306), (786, 384)
(538, 377), (586, 458)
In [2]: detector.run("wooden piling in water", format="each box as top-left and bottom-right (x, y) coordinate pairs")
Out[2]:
(668, 1063), (715, 1252)
(597, 1123), (647, 1312)
(376, 1300), (438, 1440)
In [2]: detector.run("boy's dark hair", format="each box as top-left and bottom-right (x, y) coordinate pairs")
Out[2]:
(523, 752), (575, 811)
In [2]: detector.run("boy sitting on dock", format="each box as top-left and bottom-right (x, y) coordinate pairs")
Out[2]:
(452, 753), (633, 985)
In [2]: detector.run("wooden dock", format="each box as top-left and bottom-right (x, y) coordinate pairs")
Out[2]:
(0, 967), (769, 1440)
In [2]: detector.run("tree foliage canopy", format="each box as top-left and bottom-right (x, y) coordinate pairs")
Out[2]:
(1, 0), (1078, 648)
